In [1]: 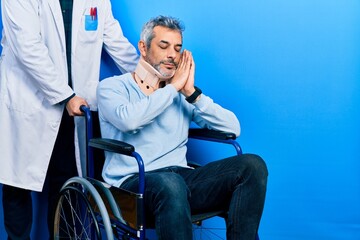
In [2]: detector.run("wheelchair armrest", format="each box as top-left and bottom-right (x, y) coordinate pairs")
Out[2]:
(89, 138), (146, 195)
(187, 161), (202, 168)
(189, 128), (236, 140)
(188, 128), (242, 155)
(89, 138), (135, 156)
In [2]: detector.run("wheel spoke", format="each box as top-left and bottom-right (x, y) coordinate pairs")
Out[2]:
(53, 185), (100, 239)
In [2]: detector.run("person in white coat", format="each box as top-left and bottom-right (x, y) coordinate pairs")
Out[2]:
(0, 0), (139, 239)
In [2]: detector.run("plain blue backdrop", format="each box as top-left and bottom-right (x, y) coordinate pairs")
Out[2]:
(1, 0), (360, 239)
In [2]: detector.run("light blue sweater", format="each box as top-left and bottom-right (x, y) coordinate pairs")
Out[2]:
(97, 73), (240, 187)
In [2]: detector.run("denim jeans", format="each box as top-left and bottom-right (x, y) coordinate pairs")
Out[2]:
(121, 153), (268, 240)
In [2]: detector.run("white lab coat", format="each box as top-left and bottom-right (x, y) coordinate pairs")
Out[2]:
(0, 0), (138, 191)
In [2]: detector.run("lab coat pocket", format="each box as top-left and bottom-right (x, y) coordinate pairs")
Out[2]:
(85, 15), (98, 31)
(79, 8), (101, 43)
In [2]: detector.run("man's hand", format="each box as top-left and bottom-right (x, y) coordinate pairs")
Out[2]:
(181, 57), (196, 97)
(170, 50), (192, 91)
(66, 96), (88, 116)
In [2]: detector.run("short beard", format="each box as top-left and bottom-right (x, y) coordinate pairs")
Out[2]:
(143, 53), (178, 78)
(153, 63), (174, 78)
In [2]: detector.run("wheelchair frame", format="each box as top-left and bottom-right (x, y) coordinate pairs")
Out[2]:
(52, 106), (259, 240)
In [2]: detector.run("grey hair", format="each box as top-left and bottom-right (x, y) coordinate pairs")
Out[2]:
(140, 15), (185, 49)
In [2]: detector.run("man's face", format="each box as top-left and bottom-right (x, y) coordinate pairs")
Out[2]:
(144, 26), (183, 78)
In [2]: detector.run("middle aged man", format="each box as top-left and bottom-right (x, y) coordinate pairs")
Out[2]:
(97, 15), (267, 239)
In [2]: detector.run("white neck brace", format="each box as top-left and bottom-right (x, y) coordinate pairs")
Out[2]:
(134, 57), (174, 88)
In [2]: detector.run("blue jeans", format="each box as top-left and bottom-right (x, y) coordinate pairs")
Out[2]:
(121, 153), (268, 240)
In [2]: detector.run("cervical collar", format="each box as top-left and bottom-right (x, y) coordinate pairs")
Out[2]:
(134, 57), (174, 88)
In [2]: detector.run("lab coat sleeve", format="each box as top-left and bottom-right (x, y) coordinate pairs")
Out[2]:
(2, 0), (73, 105)
(102, 0), (139, 73)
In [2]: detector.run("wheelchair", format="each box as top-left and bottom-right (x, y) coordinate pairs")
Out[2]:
(52, 106), (260, 240)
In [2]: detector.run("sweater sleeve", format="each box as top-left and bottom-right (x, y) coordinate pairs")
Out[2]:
(191, 94), (241, 137)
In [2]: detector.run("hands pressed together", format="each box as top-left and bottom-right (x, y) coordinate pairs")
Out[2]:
(170, 50), (196, 98)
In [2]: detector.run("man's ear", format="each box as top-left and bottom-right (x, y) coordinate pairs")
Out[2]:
(138, 40), (147, 57)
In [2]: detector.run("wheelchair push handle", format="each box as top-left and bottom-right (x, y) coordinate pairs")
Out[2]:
(80, 105), (90, 114)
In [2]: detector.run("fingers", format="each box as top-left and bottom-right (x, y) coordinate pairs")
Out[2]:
(190, 57), (195, 72)
(180, 54), (196, 97)
(66, 96), (88, 116)
(180, 50), (192, 70)
(189, 57), (195, 81)
(171, 50), (193, 91)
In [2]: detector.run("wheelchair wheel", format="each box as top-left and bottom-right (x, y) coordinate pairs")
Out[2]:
(193, 222), (260, 240)
(53, 185), (101, 239)
(192, 218), (226, 240)
(193, 225), (226, 240)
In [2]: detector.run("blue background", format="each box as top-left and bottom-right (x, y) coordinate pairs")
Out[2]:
(1, 0), (360, 239)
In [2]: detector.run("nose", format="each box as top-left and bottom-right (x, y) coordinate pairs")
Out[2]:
(167, 48), (178, 60)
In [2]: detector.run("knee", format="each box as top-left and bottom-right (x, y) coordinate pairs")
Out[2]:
(147, 173), (190, 208)
(232, 153), (268, 186)
(243, 154), (268, 187)
(246, 154), (268, 176)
